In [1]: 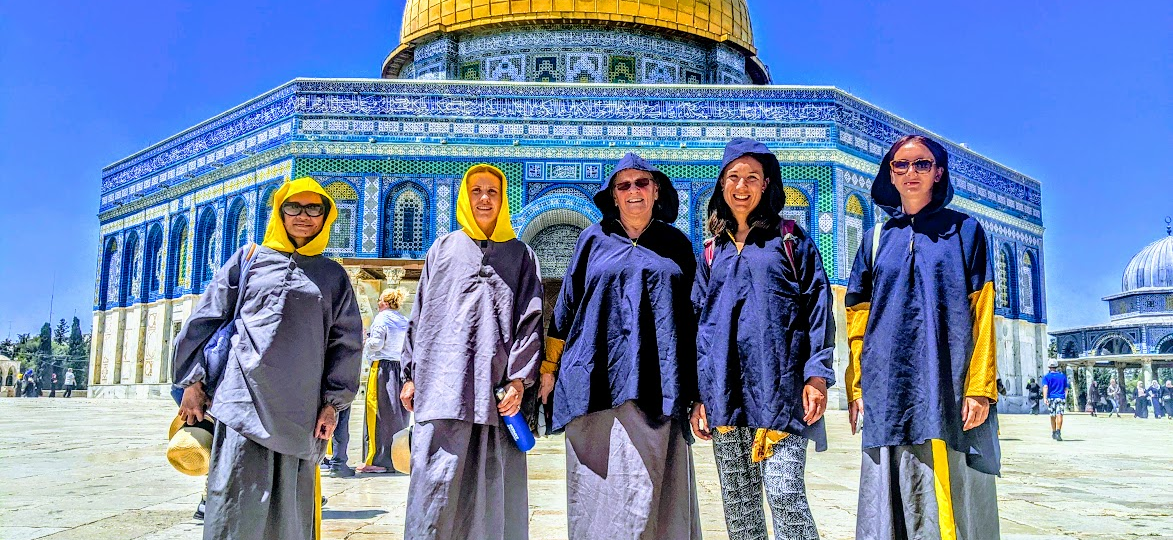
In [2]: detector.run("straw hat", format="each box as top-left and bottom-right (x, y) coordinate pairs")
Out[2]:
(167, 415), (215, 476)
(391, 424), (413, 474)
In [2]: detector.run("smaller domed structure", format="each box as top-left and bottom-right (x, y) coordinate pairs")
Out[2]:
(1122, 229), (1173, 292)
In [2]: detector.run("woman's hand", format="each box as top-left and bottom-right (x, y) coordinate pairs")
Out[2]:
(848, 398), (864, 435)
(179, 382), (208, 425)
(497, 379), (524, 416)
(689, 402), (712, 441)
(802, 377), (828, 425)
(961, 396), (990, 431)
(538, 373), (556, 404)
(315, 405), (338, 440)
(400, 380), (415, 412)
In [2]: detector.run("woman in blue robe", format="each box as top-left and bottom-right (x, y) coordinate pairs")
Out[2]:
(690, 138), (835, 540)
(845, 134), (1000, 539)
(539, 153), (701, 540)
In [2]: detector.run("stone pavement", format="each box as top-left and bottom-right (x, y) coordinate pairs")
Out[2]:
(1, 398), (1170, 540)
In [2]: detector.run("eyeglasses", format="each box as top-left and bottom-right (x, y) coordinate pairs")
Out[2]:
(890, 159), (936, 175)
(281, 202), (326, 217)
(615, 178), (653, 191)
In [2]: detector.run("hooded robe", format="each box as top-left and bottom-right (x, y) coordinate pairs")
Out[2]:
(172, 176), (364, 540)
(401, 164), (543, 540)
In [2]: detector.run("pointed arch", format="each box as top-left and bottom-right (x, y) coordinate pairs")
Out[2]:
(843, 192), (868, 275)
(781, 185), (812, 233)
(995, 243), (1018, 314)
(1020, 250), (1039, 317)
(99, 236), (119, 310)
(166, 216), (189, 298)
(224, 197), (249, 260)
(142, 223), (164, 302)
(383, 182), (430, 258)
(325, 180), (359, 253)
(694, 186), (714, 239)
(1094, 334), (1134, 356)
(119, 231), (140, 307)
(193, 207), (218, 292)
(255, 184), (280, 243)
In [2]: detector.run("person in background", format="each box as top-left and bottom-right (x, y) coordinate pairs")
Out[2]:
(1041, 361), (1068, 440)
(1163, 380), (1173, 421)
(49, 371), (58, 397)
(1026, 378), (1042, 415)
(1134, 380), (1149, 419)
(1147, 380), (1164, 419)
(357, 287), (411, 473)
(1087, 379), (1100, 417)
(63, 368), (76, 398)
(1106, 377), (1122, 417)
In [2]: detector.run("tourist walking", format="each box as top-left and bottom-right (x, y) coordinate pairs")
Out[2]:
(172, 177), (364, 540)
(357, 287), (411, 473)
(1027, 378), (1042, 414)
(1134, 381), (1149, 418)
(1163, 380), (1173, 420)
(539, 153), (701, 540)
(400, 164), (543, 540)
(690, 138), (835, 540)
(845, 135), (1001, 539)
(49, 371), (58, 397)
(23, 368), (38, 397)
(1087, 380), (1100, 416)
(1106, 378), (1123, 417)
(1042, 361), (1068, 440)
(63, 368), (75, 398)
(1147, 380), (1164, 418)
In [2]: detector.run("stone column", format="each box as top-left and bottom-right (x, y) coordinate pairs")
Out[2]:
(1143, 359), (1154, 386)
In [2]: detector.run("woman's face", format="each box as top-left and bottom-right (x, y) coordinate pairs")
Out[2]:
(611, 169), (658, 225)
(281, 191), (327, 247)
(378, 299), (389, 311)
(722, 156), (767, 223)
(468, 171), (502, 235)
(889, 141), (943, 202)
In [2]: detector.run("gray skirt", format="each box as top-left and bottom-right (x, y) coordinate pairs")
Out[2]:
(404, 419), (529, 540)
(362, 359), (410, 469)
(564, 401), (702, 540)
(857, 440), (999, 540)
(204, 422), (320, 540)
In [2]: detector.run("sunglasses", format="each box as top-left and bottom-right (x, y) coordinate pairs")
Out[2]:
(281, 202), (326, 217)
(890, 159), (935, 175)
(615, 178), (653, 191)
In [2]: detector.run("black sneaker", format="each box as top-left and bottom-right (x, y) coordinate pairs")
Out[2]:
(321, 495), (328, 506)
(319, 457), (334, 471)
(331, 462), (356, 478)
(1051, 430), (1058, 440)
(1055, 430), (1062, 441)
(194, 499), (206, 520)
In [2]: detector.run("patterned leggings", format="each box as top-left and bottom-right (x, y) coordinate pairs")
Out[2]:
(712, 427), (819, 540)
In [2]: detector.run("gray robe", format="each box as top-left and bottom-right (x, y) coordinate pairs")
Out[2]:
(401, 231), (544, 540)
(173, 246), (364, 460)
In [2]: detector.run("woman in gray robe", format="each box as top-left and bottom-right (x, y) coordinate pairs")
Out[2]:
(173, 177), (364, 540)
(400, 164), (544, 540)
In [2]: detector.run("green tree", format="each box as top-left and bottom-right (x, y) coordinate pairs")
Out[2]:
(68, 317), (85, 357)
(54, 318), (68, 345)
(0, 338), (14, 358)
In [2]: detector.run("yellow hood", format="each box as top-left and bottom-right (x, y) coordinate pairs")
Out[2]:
(456, 164), (516, 242)
(262, 177), (338, 256)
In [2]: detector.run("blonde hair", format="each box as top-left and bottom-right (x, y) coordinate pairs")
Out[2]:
(380, 288), (407, 310)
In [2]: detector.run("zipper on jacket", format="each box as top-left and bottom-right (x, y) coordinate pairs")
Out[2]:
(908, 217), (916, 254)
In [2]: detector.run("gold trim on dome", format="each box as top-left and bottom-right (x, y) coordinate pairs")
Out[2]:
(398, 0), (755, 54)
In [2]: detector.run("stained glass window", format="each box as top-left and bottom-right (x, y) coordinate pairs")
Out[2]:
(996, 247), (1012, 309)
(1020, 252), (1035, 316)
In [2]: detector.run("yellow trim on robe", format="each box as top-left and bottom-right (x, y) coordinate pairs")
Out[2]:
(845, 302), (871, 402)
(963, 282), (998, 401)
(325, 438), (332, 457)
(541, 337), (565, 375)
(314, 466), (322, 540)
(930, 439), (959, 540)
(363, 359), (381, 466)
(714, 426), (789, 462)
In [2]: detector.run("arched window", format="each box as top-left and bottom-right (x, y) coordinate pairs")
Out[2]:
(166, 217), (189, 298)
(1020, 251), (1038, 317)
(844, 193), (867, 275)
(119, 232), (140, 307)
(224, 198), (249, 259)
(1061, 341), (1079, 359)
(781, 186), (811, 233)
(694, 187), (713, 239)
(255, 185), (279, 243)
(1096, 336), (1134, 356)
(193, 208), (218, 292)
(1158, 337), (1173, 355)
(325, 180), (359, 253)
(142, 224), (164, 301)
(995, 245), (1016, 312)
(384, 185), (428, 257)
(99, 237), (119, 310)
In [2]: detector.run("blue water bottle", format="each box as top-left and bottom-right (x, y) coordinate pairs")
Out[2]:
(496, 386), (535, 452)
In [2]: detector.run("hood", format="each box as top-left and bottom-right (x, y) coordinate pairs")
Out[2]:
(261, 177), (338, 256)
(871, 150), (954, 219)
(706, 137), (786, 219)
(456, 164), (516, 242)
(593, 153), (679, 223)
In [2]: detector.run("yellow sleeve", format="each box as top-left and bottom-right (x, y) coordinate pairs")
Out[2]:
(541, 337), (565, 375)
(963, 281), (998, 401)
(844, 302), (870, 402)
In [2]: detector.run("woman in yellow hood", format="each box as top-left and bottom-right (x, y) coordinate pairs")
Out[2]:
(399, 164), (544, 540)
(173, 176), (363, 540)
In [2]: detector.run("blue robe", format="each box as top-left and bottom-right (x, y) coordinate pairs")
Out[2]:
(547, 219), (698, 433)
(692, 223), (836, 450)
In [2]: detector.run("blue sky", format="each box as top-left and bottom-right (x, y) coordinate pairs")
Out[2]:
(0, 1), (1169, 336)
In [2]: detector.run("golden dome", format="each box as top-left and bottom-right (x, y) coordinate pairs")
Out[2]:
(398, 0), (755, 53)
